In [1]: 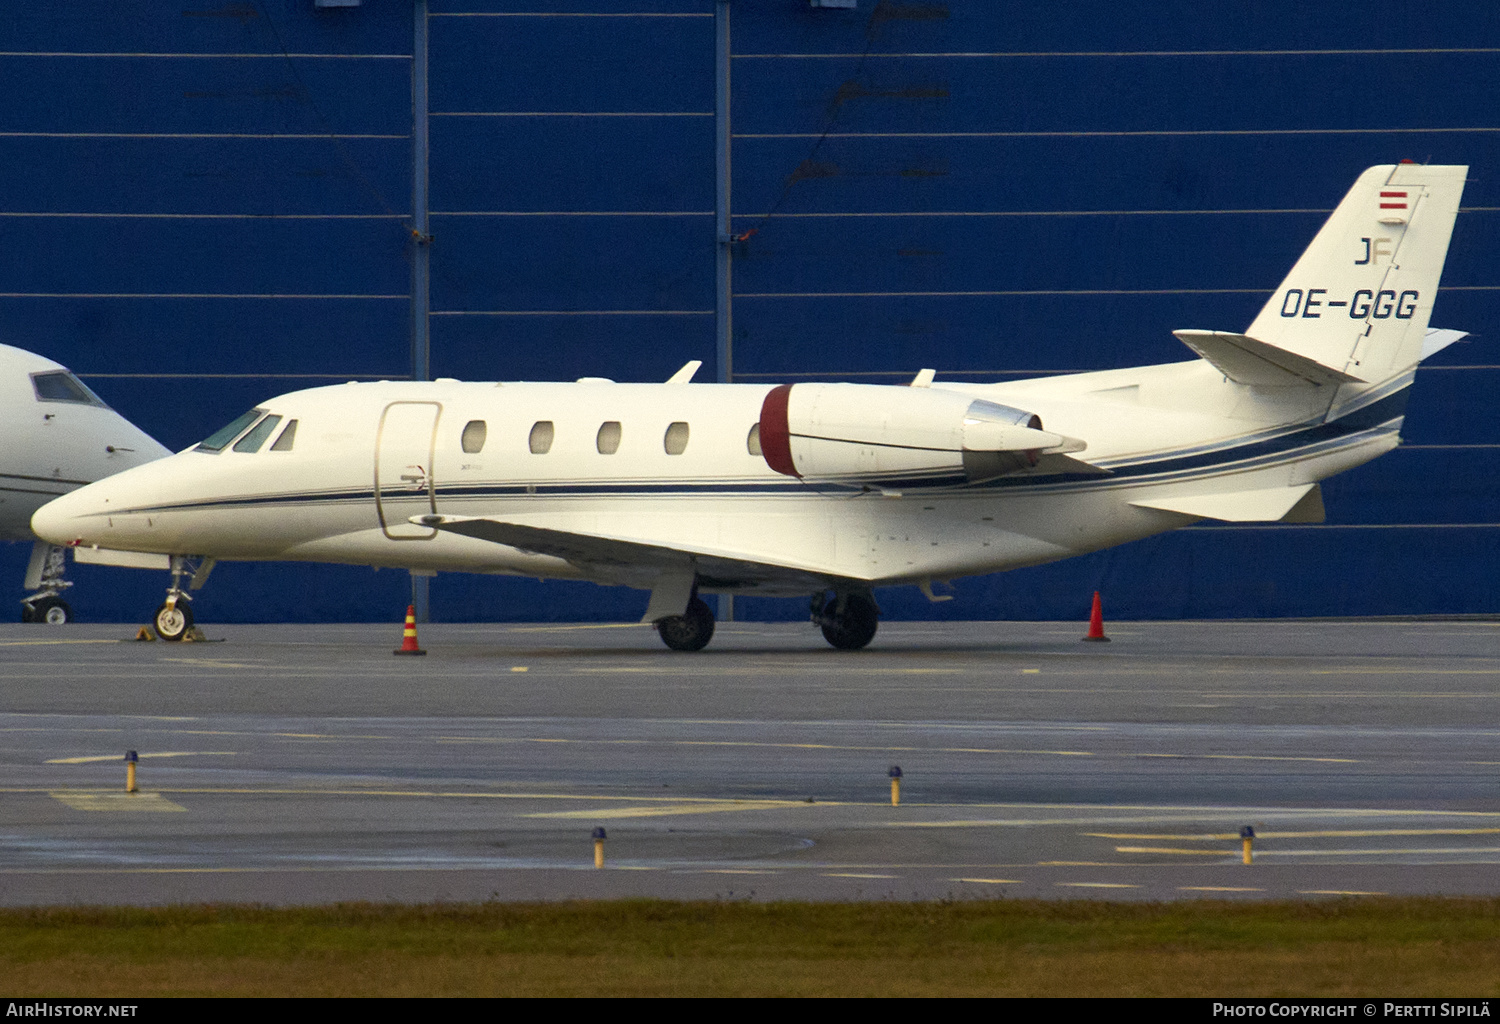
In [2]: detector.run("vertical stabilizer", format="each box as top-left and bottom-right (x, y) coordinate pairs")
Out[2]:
(1244, 164), (1467, 383)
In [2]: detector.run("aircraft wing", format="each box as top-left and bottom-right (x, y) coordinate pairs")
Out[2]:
(1130, 482), (1324, 522)
(416, 514), (850, 594)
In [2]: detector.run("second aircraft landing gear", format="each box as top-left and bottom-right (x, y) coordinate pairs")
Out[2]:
(655, 596), (716, 651)
(814, 591), (880, 650)
(20, 542), (73, 625)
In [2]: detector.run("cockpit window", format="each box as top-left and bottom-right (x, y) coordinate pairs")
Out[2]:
(32, 371), (106, 407)
(232, 414), (283, 453)
(270, 419), (297, 452)
(196, 408), (265, 453)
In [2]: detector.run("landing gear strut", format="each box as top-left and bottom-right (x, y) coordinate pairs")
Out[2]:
(20, 542), (72, 625)
(814, 591), (879, 650)
(655, 595), (716, 652)
(153, 556), (213, 642)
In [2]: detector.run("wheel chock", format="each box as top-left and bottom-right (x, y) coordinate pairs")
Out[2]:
(133, 626), (157, 642)
(182, 626), (209, 643)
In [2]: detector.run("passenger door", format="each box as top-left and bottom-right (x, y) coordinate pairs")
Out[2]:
(375, 401), (440, 540)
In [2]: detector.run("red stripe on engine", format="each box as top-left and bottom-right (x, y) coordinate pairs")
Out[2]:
(758, 384), (799, 477)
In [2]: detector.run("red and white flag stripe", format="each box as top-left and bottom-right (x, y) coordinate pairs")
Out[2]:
(1380, 190), (1408, 210)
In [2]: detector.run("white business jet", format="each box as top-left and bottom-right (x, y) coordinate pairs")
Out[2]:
(1, 344), (169, 622)
(32, 164), (1472, 648)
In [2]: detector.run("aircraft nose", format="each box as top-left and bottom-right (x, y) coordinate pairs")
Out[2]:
(31, 487), (97, 546)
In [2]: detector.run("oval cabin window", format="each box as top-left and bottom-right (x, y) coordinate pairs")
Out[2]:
(597, 421), (622, 455)
(746, 423), (762, 456)
(663, 421), (689, 455)
(529, 421), (554, 454)
(461, 420), (487, 453)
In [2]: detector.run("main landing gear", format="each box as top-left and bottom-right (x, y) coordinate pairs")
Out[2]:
(655, 595), (716, 652)
(813, 591), (880, 650)
(20, 542), (73, 625)
(152, 556), (214, 642)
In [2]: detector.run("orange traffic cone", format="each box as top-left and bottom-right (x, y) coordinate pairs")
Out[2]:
(393, 605), (427, 656)
(1082, 590), (1110, 642)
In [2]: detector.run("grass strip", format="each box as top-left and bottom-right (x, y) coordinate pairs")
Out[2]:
(2, 897), (1498, 997)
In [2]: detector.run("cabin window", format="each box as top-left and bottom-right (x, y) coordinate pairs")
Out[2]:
(528, 420), (554, 454)
(596, 421), (622, 454)
(31, 371), (106, 407)
(233, 414), (283, 453)
(197, 408), (265, 453)
(461, 420), (487, 453)
(746, 423), (762, 456)
(270, 419), (297, 452)
(663, 421), (689, 455)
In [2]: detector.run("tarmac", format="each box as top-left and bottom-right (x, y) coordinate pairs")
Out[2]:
(0, 617), (1496, 905)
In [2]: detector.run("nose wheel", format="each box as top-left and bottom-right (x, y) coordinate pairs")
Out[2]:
(20, 541), (74, 625)
(149, 555), (213, 641)
(22, 596), (73, 625)
(153, 600), (194, 642)
(655, 596), (716, 651)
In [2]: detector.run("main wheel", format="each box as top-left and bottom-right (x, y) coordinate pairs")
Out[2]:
(819, 593), (879, 650)
(656, 596), (715, 652)
(154, 601), (194, 642)
(30, 597), (73, 626)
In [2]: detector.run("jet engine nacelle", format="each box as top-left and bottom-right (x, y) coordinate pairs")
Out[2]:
(757, 382), (1078, 486)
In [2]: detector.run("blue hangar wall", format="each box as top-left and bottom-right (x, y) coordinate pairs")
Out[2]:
(2, 1), (1497, 624)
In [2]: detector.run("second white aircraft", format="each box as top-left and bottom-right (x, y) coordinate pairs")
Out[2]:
(32, 164), (1472, 648)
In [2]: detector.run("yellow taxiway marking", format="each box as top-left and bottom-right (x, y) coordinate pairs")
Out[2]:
(50, 791), (186, 812)
(0, 639), (122, 647)
(1255, 846), (1500, 857)
(823, 872), (897, 879)
(951, 877), (1023, 884)
(1133, 753), (1359, 764)
(1298, 890), (1387, 896)
(1179, 886), (1264, 893)
(691, 869), (779, 875)
(46, 751), (236, 765)
(1090, 828), (1500, 841)
(510, 666), (529, 672)
(1021, 668), (1041, 674)
(1114, 846), (1232, 856)
(1056, 882), (1138, 889)
(527, 800), (804, 820)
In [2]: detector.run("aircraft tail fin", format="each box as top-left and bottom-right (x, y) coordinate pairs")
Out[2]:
(1243, 163), (1467, 383)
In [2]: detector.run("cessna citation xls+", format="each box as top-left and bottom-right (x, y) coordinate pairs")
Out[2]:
(32, 164), (1472, 648)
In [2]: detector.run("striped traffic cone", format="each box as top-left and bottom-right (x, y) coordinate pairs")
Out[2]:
(393, 605), (427, 656)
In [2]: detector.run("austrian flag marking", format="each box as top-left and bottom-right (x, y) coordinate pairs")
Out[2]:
(1380, 190), (1408, 210)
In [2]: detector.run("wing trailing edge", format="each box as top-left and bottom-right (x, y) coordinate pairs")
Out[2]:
(1130, 482), (1324, 523)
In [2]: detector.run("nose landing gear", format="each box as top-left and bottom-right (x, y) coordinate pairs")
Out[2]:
(20, 542), (73, 625)
(152, 556), (213, 642)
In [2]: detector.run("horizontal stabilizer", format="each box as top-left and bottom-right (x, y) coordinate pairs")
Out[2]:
(1420, 328), (1469, 362)
(1174, 330), (1364, 387)
(1130, 482), (1319, 522)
